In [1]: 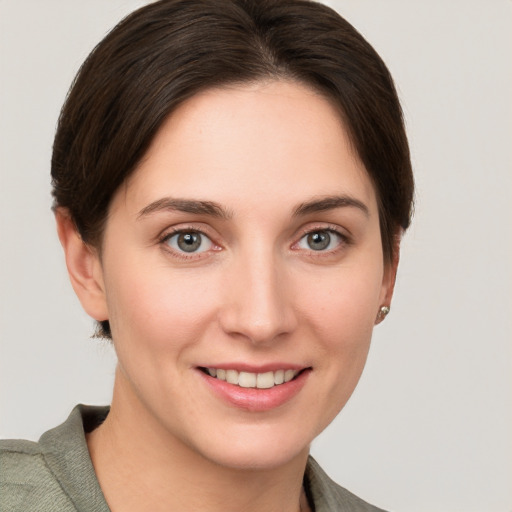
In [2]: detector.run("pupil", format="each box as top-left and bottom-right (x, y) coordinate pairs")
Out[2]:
(308, 231), (330, 251)
(178, 232), (201, 252)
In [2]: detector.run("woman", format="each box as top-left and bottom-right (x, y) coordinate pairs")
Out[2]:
(1, 1), (413, 511)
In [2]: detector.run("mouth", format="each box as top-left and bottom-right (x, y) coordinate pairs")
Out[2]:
(199, 367), (308, 389)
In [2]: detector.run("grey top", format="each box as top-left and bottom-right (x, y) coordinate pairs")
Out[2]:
(0, 405), (387, 512)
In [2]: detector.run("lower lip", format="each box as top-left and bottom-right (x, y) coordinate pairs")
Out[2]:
(198, 369), (311, 412)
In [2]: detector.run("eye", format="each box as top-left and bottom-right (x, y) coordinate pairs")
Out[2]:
(165, 230), (213, 253)
(297, 229), (343, 251)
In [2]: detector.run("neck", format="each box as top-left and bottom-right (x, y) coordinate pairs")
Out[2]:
(87, 371), (310, 512)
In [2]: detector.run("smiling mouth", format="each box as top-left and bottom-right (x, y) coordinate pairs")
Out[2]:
(199, 367), (307, 389)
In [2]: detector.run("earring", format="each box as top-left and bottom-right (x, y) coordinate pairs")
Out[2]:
(377, 305), (390, 321)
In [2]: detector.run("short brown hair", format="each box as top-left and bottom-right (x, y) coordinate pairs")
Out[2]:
(51, 0), (414, 337)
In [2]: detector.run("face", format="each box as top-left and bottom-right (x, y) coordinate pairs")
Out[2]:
(91, 81), (395, 469)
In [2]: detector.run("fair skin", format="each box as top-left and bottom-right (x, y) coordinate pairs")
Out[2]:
(56, 80), (398, 512)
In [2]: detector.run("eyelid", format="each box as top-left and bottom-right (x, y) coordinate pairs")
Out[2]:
(296, 223), (350, 240)
(157, 222), (217, 242)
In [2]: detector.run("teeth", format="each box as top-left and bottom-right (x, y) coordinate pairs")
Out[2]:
(274, 369), (285, 385)
(226, 369), (239, 385)
(284, 369), (296, 383)
(205, 368), (300, 389)
(239, 372), (256, 388)
(256, 371), (275, 389)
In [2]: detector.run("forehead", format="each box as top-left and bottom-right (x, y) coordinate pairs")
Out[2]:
(118, 80), (376, 216)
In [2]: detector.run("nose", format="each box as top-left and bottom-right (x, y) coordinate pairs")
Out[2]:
(218, 248), (298, 345)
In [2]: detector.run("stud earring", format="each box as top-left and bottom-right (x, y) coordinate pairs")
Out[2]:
(377, 305), (390, 322)
(380, 305), (390, 316)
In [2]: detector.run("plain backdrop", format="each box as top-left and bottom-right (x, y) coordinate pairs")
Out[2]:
(1, 1), (511, 511)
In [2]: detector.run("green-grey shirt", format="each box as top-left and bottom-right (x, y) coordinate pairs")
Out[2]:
(0, 405), (387, 511)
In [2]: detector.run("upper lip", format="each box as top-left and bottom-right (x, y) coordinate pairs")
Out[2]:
(197, 363), (309, 373)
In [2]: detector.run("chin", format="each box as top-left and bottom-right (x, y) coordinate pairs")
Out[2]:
(200, 436), (310, 471)
(187, 428), (311, 470)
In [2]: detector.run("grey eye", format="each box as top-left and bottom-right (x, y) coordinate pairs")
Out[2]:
(307, 231), (330, 250)
(167, 231), (212, 253)
(297, 230), (341, 251)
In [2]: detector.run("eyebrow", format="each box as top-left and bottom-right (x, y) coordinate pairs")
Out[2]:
(137, 197), (232, 220)
(293, 195), (370, 217)
(137, 194), (369, 221)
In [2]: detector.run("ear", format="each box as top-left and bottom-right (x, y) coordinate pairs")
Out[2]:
(375, 232), (401, 325)
(55, 208), (109, 323)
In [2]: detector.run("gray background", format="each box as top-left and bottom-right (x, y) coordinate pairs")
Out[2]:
(1, 1), (511, 511)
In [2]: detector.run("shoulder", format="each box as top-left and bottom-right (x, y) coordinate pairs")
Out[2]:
(0, 405), (109, 512)
(305, 456), (388, 512)
(0, 438), (47, 487)
(0, 438), (77, 512)
(0, 438), (45, 479)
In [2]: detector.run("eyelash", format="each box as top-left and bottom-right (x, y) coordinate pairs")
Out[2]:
(158, 224), (351, 260)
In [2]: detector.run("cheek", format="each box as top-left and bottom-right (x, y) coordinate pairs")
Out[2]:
(104, 257), (221, 353)
(297, 260), (383, 418)
(298, 260), (384, 341)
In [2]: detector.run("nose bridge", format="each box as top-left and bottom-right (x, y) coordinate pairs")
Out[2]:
(220, 242), (296, 344)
